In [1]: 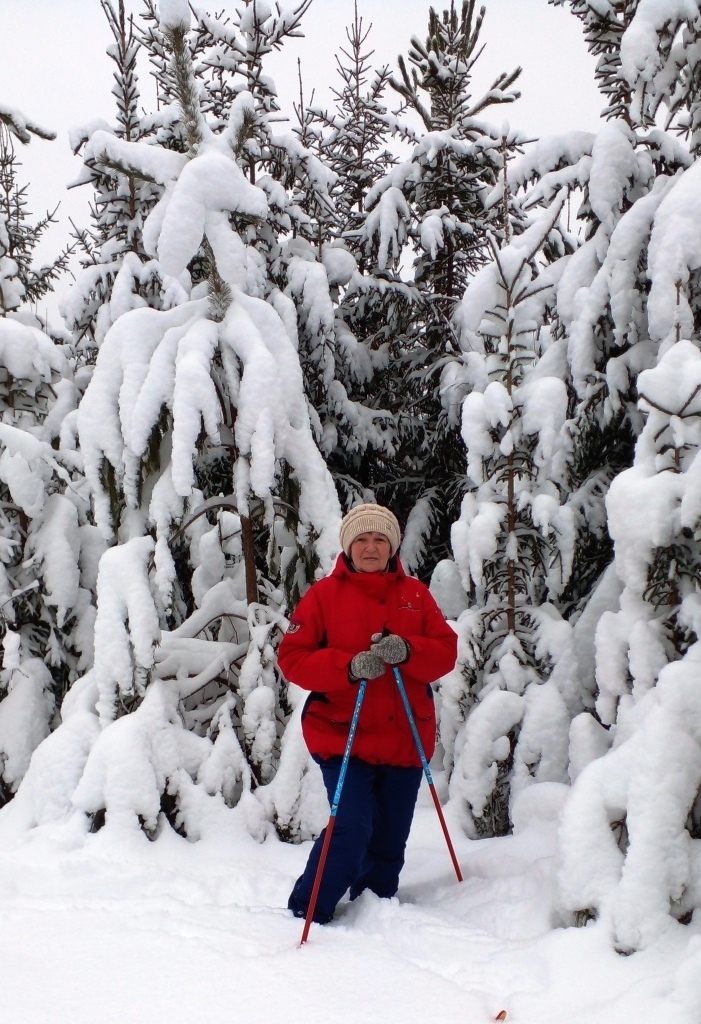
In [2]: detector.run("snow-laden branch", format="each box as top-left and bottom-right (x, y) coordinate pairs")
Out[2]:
(0, 103), (55, 144)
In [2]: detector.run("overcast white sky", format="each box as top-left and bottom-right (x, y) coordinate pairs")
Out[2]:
(0, 0), (601, 318)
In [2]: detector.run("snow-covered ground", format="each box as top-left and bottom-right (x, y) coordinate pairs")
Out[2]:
(1, 777), (699, 1024)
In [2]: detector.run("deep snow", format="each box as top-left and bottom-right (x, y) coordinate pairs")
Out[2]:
(1, 777), (699, 1024)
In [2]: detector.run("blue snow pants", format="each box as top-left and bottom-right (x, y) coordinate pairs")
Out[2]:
(288, 756), (423, 924)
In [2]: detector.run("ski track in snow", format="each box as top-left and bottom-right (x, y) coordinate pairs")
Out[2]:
(0, 790), (699, 1024)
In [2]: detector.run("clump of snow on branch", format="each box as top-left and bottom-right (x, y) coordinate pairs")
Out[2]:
(92, 537), (160, 723)
(0, 632), (54, 798)
(157, 0), (190, 31)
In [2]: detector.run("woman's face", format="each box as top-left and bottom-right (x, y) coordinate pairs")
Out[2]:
(350, 532), (391, 573)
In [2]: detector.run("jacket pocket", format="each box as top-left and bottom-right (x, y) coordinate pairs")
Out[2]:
(303, 692), (357, 735)
(302, 691), (328, 722)
(407, 682), (435, 721)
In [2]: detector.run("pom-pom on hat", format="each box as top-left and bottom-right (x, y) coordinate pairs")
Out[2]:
(339, 503), (401, 557)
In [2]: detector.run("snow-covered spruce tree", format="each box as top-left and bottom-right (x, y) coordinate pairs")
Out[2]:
(558, 340), (701, 952)
(441, 0), (701, 846)
(389, 1), (522, 297)
(6, 0), (341, 845)
(0, 350), (93, 808)
(288, 4), (410, 511)
(537, 0), (701, 950)
(0, 106), (92, 805)
(301, 2), (396, 258)
(138, 0), (388, 582)
(360, 0), (526, 575)
(543, 0), (700, 608)
(189, 0), (400, 521)
(75, 0), (347, 597)
(457, 0), (701, 757)
(438, 0), (701, 840)
(64, 0), (167, 359)
(0, 108), (73, 319)
(441, 189), (577, 837)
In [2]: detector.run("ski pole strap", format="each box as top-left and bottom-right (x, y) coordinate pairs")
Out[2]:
(391, 666), (433, 781)
(330, 677), (367, 816)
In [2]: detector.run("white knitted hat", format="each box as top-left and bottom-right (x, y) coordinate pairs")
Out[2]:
(339, 503), (401, 557)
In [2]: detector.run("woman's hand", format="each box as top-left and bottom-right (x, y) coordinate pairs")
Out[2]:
(370, 633), (409, 665)
(348, 651), (385, 681)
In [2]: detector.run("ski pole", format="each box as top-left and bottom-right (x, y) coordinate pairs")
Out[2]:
(392, 666), (463, 883)
(299, 677), (368, 946)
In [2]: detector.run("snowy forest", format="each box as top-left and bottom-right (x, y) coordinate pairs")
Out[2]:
(2, 0), (701, 960)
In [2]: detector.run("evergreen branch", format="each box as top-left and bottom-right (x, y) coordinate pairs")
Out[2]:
(390, 54), (434, 133)
(466, 67), (522, 118)
(82, 147), (159, 185)
(642, 383), (701, 425)
(0, 105), (55, 144)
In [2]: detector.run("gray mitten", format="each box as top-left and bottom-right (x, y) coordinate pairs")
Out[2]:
(370, 632), (409, 665)
(349, 650), (385, 681)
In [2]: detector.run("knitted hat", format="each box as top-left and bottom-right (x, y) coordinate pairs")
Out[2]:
(339, 503), (401, 557)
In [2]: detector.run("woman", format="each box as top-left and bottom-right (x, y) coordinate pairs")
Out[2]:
(278, 503), (458, 924)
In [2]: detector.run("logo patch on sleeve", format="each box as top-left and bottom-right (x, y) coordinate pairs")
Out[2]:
(287, 621), (302, 634)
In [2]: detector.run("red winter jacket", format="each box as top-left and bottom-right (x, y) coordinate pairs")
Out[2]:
(277, 553), (457, 767)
